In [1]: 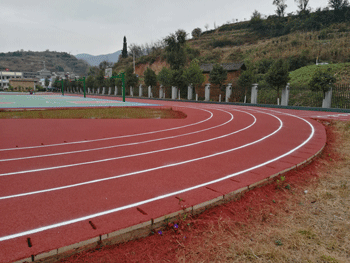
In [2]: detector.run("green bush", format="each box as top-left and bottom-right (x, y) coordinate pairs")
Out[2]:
(210, 38), (236, 48)
(36, 85), (46, 91)
(186, 47), (200, 61)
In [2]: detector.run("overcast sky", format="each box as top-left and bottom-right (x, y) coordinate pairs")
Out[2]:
(1, 0), (330, 56)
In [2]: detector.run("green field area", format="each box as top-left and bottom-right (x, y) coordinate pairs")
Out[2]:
(290, 63), (350, 88)
(0, 107), (186, 119)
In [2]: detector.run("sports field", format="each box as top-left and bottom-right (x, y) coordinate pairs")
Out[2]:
(0, 93), (156, 109)
(1, 94), (349, 263)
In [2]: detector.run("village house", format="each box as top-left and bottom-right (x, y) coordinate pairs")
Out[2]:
(9, 78), (36, 92)
(198, 62), (246, 100)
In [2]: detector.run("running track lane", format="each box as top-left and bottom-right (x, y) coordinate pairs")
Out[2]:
(0, 99), (326, 263)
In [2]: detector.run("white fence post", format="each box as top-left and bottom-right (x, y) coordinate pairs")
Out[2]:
(322, 87), (333, 108)
(171, 86), (178, 100)
(251, 83), (258, 104)
(205, 83), (210, 101)
(225, 83), (232, 102)
(281, 83), (290, 106)
(187, 84), (193, 100)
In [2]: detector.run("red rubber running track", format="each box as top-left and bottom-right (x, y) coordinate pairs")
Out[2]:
(0, 97), (331, 262)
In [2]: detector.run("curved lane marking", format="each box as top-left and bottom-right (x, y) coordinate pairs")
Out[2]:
(1, 109), (261, 199)
(0, 111), (315, 242)
(0, 108), (232, 162)
(0, 106), (213, 152)
(0, 109), (253, 177)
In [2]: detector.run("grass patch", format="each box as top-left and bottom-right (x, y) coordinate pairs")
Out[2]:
(0, 107), (187, 119)
(289, 63), (350, 88)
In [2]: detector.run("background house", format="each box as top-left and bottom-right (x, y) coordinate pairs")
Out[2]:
(200, 62), (246, 83)
(9, 78), (35, 91)
(197, 62), (246, 101)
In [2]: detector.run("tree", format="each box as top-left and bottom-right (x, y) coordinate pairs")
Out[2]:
(257, 58), (274, 74)
(128, 43), (143, 58)
(52, 79), (60, 90)
(164, 29), (187, 70)
(328, 0), (349, 9)
(171, 68), (187, 94)
(237, 69), (255, 99)
(191, 28), (202, 39)
(125, 66), (138, 88)
(273, 0), (287, 17)
(87, 66), (99, 76)
(308, 68), (336, 99)
(86, 75), (94, 88)
(157, 67), (172, 87)
(144, 67), (157, 87)
(209, 64), (227, 90)
(93, 70), (104, 89)
(265, 59), (290, 101)
(250, 10), (264, 31)
(122, 36), (128, 58)
(184, 59), (205, 93)
(294, 0), (310, 12)
(99, 60), (113, 69)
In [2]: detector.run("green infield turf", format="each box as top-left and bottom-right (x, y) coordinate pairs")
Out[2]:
(0, 93), (158, 109)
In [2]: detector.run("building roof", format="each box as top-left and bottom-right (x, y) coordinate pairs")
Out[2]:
(9, 78), (35, 82)
(0, 71), (23, 76)
(200, 62), (246, 73)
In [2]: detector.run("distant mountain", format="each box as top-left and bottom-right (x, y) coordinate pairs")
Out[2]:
(75, 51), (122, 67)
(0, 50), (88, 75)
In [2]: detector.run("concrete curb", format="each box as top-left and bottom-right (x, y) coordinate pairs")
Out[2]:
(15, 144), (325, 263)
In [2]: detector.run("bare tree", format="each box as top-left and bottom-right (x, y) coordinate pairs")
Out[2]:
(273, 0), (287, 17)
(294, 0), (310, 11)
(128, 44), (143, 58)
(328, 0), (349, 10)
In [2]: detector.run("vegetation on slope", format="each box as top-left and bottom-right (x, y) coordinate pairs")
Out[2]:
(0, 50), (89, 75)
(290, 63), (350, 88)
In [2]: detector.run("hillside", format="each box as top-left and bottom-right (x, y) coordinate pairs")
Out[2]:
(289, 63), (350, 88)
(0, 50), (89, 75)
(122, 11), (350, 85)
(188, 23), (350, 69)
(75, 51), (121, 67)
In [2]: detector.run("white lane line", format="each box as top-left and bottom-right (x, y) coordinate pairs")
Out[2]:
(0, 111), (316, 242)
(0, 110), (255, 198)
(0, 106), (212, 152)
(0, 108), (280, 199)
(0, 108), (230, 162)
(0, 109), (255, 177)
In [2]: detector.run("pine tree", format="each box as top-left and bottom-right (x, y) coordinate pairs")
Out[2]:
(122, 36), (128, 58)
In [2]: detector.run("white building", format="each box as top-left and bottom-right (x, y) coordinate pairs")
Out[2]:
(0, 71), (23, 89)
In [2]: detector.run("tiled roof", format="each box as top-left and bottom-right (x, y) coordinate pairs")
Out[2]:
(200, 62), (246, 73)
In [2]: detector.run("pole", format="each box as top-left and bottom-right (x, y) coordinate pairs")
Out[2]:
(122, 72), (125, 102)
(76, 77), (86, 98)
(61, 80), (64, 96)
(109, 72), (125, 102)
(83, 77), (86, 98)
